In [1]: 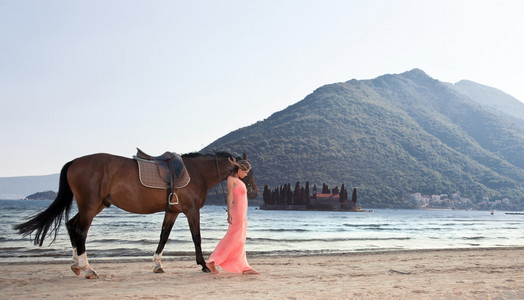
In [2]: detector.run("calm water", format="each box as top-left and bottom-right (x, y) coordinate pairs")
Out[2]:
(1, 200), (523, 263)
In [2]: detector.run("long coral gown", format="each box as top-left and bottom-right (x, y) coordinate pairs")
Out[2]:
(207, 177), (251, 273)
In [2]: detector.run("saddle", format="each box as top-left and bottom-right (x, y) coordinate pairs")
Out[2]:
(133, 148), (190, 211)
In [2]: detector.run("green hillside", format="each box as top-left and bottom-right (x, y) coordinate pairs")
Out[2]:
(202, 69), (524, 209)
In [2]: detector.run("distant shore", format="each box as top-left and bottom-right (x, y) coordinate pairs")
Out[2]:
(2, 247), (523, 299)
(259, 204), (375, 212)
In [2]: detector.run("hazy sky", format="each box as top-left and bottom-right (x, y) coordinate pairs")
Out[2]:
(1, 0), (523, 177)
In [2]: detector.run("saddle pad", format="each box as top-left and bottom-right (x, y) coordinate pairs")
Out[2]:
(135, 158), (168, 189)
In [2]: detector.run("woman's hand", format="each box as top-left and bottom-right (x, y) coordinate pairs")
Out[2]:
(227, 212), (233, 224)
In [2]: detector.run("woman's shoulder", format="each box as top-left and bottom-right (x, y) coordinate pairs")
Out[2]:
(228, 175), (243, 185)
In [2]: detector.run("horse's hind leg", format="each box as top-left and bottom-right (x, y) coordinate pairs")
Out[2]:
(153, 212), (179, 273)
(66, 214), (80, 274)
(69, 204), (105, 279)
(185, 207), (209, 272)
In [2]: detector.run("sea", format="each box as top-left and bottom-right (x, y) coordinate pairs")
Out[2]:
(1, 199), (523, 264)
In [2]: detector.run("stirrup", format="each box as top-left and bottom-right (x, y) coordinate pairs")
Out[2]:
(168, 192), (179, 205)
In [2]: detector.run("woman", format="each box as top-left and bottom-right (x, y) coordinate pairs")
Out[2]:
(206, 159), (259, 275)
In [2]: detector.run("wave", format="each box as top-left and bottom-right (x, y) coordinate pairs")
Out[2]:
(251, 228), (309, 232)
(88, 237), (196, 245)
(341, 224), (430, 231)
(343, 223), (391, 228)
(246, 237), (411, 243)
(463, 236), (486, 240)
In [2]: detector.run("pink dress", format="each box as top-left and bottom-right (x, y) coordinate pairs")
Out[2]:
(207, 177), (251, 273)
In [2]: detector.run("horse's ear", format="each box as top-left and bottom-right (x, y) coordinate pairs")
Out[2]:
(243, 153), (247, 160)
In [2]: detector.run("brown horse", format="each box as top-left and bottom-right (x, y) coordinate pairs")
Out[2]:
(14, 151), (257, 279)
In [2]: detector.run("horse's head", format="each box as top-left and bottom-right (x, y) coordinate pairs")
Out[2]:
(238, 153), (258, 200)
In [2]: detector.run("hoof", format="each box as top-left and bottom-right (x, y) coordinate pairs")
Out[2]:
(153, 266), (165, 273)
(202, 265), (211, 273)
(71, 264), (81, 276)
(85, 270), (99, 279)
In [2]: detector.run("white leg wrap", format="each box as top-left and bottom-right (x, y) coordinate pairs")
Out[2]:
(153, 252), (163, 269)
(78, 252), (89, 268)
(153, 252), (163, 262)
(71, 251), (98, 278)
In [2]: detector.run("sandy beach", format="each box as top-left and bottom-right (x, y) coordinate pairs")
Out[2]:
(1, 247), (523, 299)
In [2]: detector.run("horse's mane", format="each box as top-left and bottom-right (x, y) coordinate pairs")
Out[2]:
(182, 151), (233, 159)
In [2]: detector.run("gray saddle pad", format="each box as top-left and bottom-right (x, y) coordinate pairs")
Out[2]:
(133, 156), (190, 189)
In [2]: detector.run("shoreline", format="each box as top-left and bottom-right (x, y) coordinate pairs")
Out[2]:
(1, 247), (523, 299)
(4, 246), (524, 265)
(3, 245), (524, 265)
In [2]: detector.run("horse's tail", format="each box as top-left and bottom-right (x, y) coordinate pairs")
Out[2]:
(13, 161), (75, 246)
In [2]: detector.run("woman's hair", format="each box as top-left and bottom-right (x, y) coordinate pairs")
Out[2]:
(229, 159), (251, 176)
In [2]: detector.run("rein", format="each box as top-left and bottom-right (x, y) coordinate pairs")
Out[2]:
(213, 150), (228, 209)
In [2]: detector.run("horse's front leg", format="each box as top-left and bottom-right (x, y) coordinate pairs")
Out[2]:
(153, 211), (179, 273)
(185, 207), (210, 272)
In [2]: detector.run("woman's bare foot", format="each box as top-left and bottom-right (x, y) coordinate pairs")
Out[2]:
(206, 261), (219, 274)
(242, 269), (259, 275)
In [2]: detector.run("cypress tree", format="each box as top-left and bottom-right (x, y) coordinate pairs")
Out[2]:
(263, 185), (270, 204)
(340, 184), (347, 202)
(333, 186), (339, 194)
(293, 181), (301, 204)
(305, 181), (310, 204)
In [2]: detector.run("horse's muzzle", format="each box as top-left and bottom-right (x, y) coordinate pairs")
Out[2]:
(246, 184), (258, 199)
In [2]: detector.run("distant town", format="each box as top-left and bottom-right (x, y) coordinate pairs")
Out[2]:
(406, 192), (517, 211)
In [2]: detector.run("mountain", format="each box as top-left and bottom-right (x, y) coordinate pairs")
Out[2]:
(202, 69), (524, 209)
(0, 174), (59, 200)
(450, 80), (524, 129)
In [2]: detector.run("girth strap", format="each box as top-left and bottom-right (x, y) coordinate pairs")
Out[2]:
(166, 159), (176, 212)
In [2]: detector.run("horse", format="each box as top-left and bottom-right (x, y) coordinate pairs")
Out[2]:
(14, 151), (258, 279)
